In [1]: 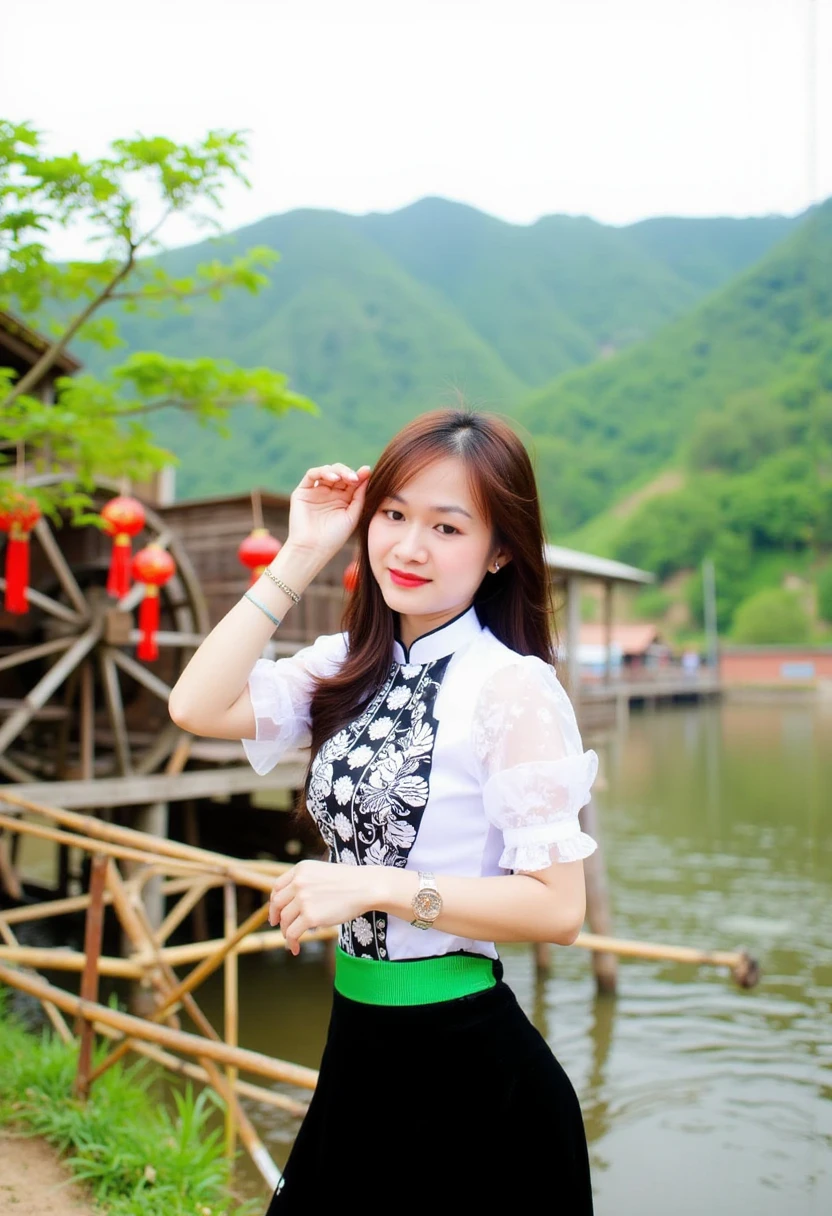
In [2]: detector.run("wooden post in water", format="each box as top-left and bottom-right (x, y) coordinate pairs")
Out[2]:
(581, 797), (617, 994)
(603, 581), (614, 685)
(562, 573), (617, 991)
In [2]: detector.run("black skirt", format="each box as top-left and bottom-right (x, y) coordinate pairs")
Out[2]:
(266, 962), (593, 1212)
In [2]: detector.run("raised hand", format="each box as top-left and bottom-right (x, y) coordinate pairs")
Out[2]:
(286, 462), (371, 563)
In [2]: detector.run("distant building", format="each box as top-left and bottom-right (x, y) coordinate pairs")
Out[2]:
(720, 646), (832, 690)
(575, 622), (666, 678)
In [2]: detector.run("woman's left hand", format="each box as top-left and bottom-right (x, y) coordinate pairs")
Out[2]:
(268, 860), (386, 955)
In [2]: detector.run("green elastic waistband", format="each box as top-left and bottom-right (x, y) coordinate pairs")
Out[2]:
(334, 947), (497, 1007)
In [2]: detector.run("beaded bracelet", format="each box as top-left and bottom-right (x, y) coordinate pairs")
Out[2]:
(244, 590), (282, 629)
(262, 566), (302, 604)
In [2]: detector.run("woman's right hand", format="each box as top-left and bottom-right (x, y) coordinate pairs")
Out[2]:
(286, 462), (371, 562)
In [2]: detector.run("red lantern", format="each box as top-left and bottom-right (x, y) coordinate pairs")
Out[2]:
(101, 495), (146, 599)
(131, 544), (176, 662)
(237, 528), (282, 586)
(343, 559), (359, 593)
(0, 492), (41, 614)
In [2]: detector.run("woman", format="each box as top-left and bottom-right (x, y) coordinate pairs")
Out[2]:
(169, 409), (597, 1211)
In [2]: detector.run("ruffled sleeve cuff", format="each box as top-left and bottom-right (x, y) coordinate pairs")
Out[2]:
(498, 821), (598, 872)
(482, 750), (599, 872)
(241, 658), (307, 776)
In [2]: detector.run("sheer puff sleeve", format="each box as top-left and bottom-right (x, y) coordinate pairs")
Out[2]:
(472, 656), (598, 872)
(242, 632), (347, 775)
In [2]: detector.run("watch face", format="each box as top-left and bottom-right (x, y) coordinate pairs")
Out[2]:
(414, 889), (442, 921)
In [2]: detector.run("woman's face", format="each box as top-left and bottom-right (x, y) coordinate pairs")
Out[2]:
(367, 455), (507, 642)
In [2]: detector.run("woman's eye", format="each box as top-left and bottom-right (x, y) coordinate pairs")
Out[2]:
(384, 509), (404, 521)
(437, 524), (459, 536)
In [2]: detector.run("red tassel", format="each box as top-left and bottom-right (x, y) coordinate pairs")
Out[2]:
(4, 532), (30, 614)
(137, 587), (161, 661)
(107, 534), (133, 599)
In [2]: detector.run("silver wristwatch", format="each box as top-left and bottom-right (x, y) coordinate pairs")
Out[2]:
(410, 871), (443, 930)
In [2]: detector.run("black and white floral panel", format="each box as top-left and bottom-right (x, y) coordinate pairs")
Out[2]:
(306, 655), (452, 959)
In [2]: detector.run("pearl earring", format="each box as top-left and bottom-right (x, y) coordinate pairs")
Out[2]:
(493, 561), (500, 573)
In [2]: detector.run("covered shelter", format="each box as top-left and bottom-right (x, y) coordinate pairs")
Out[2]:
(545, 543), (655, 702)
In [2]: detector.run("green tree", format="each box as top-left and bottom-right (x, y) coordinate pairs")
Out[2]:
(614, 485), (721, 579)
(686, 530), (754, 632)
(0, 119), (312, 514)
(732, 587), (811, 644)
(817, 566), (832, 623)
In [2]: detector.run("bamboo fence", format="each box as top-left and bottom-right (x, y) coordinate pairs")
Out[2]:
(0, 790), (760, 1196)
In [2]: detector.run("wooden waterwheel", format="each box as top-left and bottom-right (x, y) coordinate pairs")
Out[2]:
(0, 478), (209, 788)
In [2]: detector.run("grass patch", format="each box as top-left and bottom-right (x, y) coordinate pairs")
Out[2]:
(0, 987), (259, 1215)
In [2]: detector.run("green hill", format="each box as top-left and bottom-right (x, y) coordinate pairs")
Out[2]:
(625, 213), (798, 294)
(519, 199), (832, 534)
(76, 199), (798, 497)
(527, 202), (832, 640)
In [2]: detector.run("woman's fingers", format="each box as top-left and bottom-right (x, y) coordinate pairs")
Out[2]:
(300, 463), (364, 491)
(279, 897), (305, 956)
(268, 877), (293, 927)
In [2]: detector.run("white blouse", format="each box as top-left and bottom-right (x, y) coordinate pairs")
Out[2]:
(243, 606), (597, 962)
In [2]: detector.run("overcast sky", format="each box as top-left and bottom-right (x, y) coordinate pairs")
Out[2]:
(2, 0), (830, 256)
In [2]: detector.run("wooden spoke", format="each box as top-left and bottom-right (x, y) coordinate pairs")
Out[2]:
(0, 636), (75, 675)
(79, 659), (94, 781)
(127, 629), (205, 648)
(107, 646), (172, 702)
(2, 479), (210, 784)
(97, 650), (132, 776)
(33, 517), (90, 617)
(0, 622), (101, 758)
(0, 577), (83, 624)
(0, 751), (33, 783)
(135, 728), (191, 780)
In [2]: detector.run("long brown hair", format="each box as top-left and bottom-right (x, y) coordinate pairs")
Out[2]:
(304, 409), (555, 790)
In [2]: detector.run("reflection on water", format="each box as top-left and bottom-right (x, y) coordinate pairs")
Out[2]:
(197, 700), (832, 1214)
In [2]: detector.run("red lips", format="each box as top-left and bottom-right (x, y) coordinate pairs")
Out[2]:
(389, 568), (430, 588)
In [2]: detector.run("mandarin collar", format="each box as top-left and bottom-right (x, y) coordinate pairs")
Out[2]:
(392, 605), (482, 666)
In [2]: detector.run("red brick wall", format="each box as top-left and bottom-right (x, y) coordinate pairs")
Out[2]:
(720, 648), (832, 685)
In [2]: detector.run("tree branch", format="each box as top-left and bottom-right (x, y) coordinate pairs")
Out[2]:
(1, 250), (137, 409)
(110, 277), (237, 303)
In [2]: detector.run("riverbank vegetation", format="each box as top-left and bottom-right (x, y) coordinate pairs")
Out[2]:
(0, 988), (257, 1216)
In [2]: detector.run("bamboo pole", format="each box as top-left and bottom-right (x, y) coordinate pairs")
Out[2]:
(223, 882), (239, 1162)
(0, 795), (286, 891)
(0, 832), (22, 900)
(136, 923), (337, 968)
(94, 864), (283, 1191)
(0, 924), (338, 974)
(127, 1040), (308, 1118)
(154, 880), (212, 946)
(73, 855), (108, 1098)
(135, 902), (272, 1016)
(0, 944), (143, 977)
(0, 812), (219, 881)
(0, 875), (228, 927)
(575, 932), (760, 987)
(0, 919), (74, 1043)
(0, 961), (319, 1088)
